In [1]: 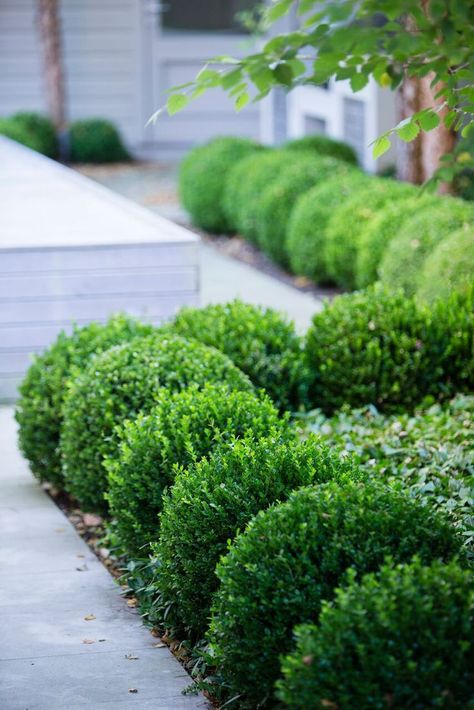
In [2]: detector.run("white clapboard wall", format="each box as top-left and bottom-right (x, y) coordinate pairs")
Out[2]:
(0, 137), (199, 401)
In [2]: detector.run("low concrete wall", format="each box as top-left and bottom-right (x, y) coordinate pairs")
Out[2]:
(0, 137), (199, 402)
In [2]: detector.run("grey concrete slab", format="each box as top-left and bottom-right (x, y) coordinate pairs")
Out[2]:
(0, 407), (208, 710)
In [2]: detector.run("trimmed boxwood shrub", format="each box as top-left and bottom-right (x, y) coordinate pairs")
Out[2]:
(167, 300), (309, 411)
(153, 434), (360, 639)
(106, 385), (286, 555)
(355, 193), (442, 289)
(305, 285), (440, 413)
(277, 559), (474, 709)
(60, 334), (252, 513)
(11, 111), (57, 158)
(179, 136), (261, 233)
(286, 170), (370, 284)
(69, 118), (129, 163)
(15, 315), (154, 488)
(222, 149), (300, 242)
(0, 117), (46, 154)
(284, 134), (358, 165)
(325, 178), (416, 290)
(379, 198), (473, 296)
(208, 481), (461, 707)
(255, 155), (354, 266)
(417, 226), (474, 304)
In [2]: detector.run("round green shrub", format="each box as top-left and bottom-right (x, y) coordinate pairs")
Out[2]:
(325, 178), (416, 290)
(286, 170), (371, 284)
(305, 285), (440, 413)
(284, 134), (358, 164)
(15, 315), (154, 488)
(11, 112), (57, 158)
(167, 300), (309, 411)
(179, 136), (261, 233)
(355, 193), (442, 289)
(277, 558), (474, 709)
(154, 434), (360, 639)
(222, 149), (299, 242)
(0, 117), (45, 153)
(69, 118), (129, 163)
(60, 334), (252, 513)
(255, 155), (354, 266)
(417, 226), (474, 304)
(106, 385), (286, 555)
(208, 481), (461, 707)
(379, 197), (474, 296)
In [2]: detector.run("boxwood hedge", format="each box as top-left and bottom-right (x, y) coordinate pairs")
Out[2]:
(15, 315), (154, 487)
(277, 559), (474, 709)
(106, 385), (286, 555)
(284, 134), (358, 164)
(69, 118), (129, 163)
(153, 434), (359, 639)
(179, 136), (261, 233)
(417, 226), (474, 304)
(60, 334), (252, 513)
(208, 481), (461, 707)
(0, 117), (46, 154)
(10, 112), (57, 158)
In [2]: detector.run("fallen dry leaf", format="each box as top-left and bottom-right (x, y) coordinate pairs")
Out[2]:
(152, 642), (165, 648)
(84, 614), (96, 621)
(125, 654), (139, 660)
(83, 513), (103, 527)
(126, 598), (137, 608)
(128, 688), (138, 694)
(82, 639), (95, 644)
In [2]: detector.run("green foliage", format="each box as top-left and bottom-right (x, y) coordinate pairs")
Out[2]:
(325, 179), (416, 290)
(286, 171), (370, 284)
(179, 136), (261, 233)
(0, 117), (46, 153)
(106, 385), (286, 555)
(302, 395), (474, 554)
(69, 118), (129, 163)
(355, 193), (442, 289)
(255, 155), (354, 266)
(15, 315), (154, 488)
(60, 334), (252, 514)
(222, 149), (297, 242)
(277, 558), (474, 709)
(284, 134), (358, 165)
(11, 112), (58, 158)
(305, 285), (450, 413)
(417, 226), (474, 304)
(208, 481), (461, 707)
(153, 434), (359, 639)
(167, 300), (308, 411)
(379, 198), (474, 296)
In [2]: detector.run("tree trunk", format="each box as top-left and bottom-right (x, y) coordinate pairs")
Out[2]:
(37, 0), (67, 157)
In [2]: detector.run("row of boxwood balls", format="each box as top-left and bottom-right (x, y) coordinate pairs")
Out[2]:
(179, 136), (474, 304)
(16, 302), (474, 708)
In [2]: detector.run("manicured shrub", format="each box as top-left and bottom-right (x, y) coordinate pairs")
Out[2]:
(167, 300), (309, 411)
(154, 435), (360, 639)
(11, 111), (57, 158)
(286, 170), (370, 284)
(379, 197), (473, 296)
(305, 285), (441, 413)
(208, 481), (461, 707)
(0, 117), (45, 153)
(15, 315), (154, 488)
(222, 149), (300, 242)
(277, 559), (474, 709)
(305, 394), (474, 549)
(325, 178), (416, 290)
(69, 118), (129, 163)
(417, 226), (474, 304)
(106, 385), (286, 555)
(60, 334), (252, 513)
(179, 136), (261, 233)
(255, 155), (354, 266)
(355, 193), (441, 289)
(284, 134), (358, 164)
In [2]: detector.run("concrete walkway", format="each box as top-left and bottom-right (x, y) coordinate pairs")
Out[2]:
(0, 407), (209, 710)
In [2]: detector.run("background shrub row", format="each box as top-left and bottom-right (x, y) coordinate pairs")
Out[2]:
(179, 136), (473, 303)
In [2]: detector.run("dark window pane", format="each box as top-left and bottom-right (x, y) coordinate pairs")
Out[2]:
(162, 0), (259, 33)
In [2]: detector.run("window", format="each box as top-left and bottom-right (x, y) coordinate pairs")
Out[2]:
(162, 0), (260, 33)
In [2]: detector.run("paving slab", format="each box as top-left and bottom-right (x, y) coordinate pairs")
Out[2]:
(0, 407), (209, 710)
